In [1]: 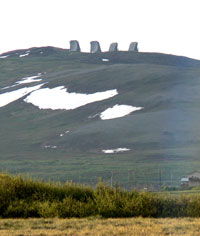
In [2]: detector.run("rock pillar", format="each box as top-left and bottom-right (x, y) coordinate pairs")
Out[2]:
(109, 43), (118, 52)
(90, 41), (101, 53)
(128, 42), (138, 52)
(70, 40), (81, 52)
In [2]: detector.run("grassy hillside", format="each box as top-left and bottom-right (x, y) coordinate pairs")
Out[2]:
(0, 47), (200, 188)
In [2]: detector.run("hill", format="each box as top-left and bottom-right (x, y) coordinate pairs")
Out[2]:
(0, 47), (200, 188)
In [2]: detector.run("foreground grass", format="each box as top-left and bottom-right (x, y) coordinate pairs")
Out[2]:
(1, 217), (200, 236)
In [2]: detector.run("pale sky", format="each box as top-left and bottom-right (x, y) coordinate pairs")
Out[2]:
(0, 0), (200, 59)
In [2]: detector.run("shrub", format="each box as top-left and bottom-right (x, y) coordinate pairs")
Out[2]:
(1, 173), (200, 218)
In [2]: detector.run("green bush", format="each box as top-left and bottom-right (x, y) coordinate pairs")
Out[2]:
(1, 173), (200, 218)
(3, 200), (39, 218)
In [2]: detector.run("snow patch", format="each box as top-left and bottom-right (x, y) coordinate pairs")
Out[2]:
(1, 73), (43, 90)
(0, 84), (44, 107)
(102, 59), (109, 62)
(19, 53), (29, 57)
(16, 74), (42, 84)
(59, 131), (70, 137)
(24, 86), (118, 110)
(88, 113), (100, 119)
(0, 55), (9, 59)
(44, 145), (57, 149)
(100, 104), (143, 120)
(1, 84), (17, 90)
(102, 148), (130, 154)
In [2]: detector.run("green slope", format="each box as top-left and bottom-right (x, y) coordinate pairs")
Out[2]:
(0, 47), (200, 188)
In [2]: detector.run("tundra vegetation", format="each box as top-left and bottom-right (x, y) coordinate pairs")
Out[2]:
(1, 47), (200, 188)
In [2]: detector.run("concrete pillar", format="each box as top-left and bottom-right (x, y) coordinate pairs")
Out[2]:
(90, 41), (101, 53)
(70, 40), (81, 52)
(128, 42), (138, 52)
(109, 43), (118, 52)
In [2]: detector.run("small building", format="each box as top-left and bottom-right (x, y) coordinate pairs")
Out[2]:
(181, 177), (189, 186)
(181, 172), (200, 187)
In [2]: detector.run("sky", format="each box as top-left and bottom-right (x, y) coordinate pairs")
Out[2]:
(0, 0), (200, 59)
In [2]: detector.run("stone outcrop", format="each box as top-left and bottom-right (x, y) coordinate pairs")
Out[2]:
(70, 40), (81, 52)
(68, 40), (139, 53)
(128, 42), (138, 52)
(90, 41), (101, 53)
(109, 43), (118, 52)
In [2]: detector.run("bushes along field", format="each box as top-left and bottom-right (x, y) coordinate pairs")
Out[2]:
(1, 173), (200, 218)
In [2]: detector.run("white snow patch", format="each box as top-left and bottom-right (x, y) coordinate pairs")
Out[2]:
(16, 74), (42, 84)
(40, 52), (44, 54)
(0, 84), (44, 107)
(44, 145), (57, 149)
(1, 84), (17, 90)
(88, 113), (99, 119)
(24, 86), (118, 110)
(102, 148), (130, 154)
(102, 59), (109, 62)
(100, 104), (143, 120)
(19, 53), (29, 58)
(0, 55), (9, 59)
(1, 73), (43, 90)
(59, 131), (69, 136)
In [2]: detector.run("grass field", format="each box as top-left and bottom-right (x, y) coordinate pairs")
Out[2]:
(1, 217), (200, 235)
